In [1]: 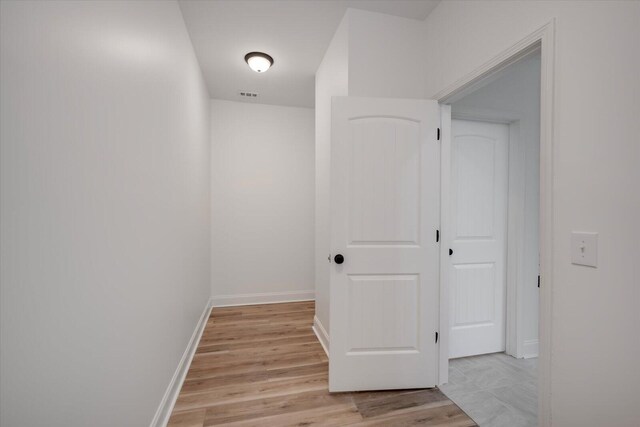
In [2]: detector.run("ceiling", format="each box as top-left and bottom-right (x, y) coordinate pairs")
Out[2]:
(179, 1), (440, 108)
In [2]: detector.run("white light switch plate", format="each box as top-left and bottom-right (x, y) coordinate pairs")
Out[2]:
(571, 232), (598, 267)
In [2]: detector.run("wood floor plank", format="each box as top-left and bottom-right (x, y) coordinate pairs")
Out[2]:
(187, 350), (327, 375)
(200, 325), (313, 341)
(168, 301), (477, 426)
(167, 409), (206, 427)
(357, 402), (477, 426)
(192, 341), (323, 363)
(202, 389), (354, 425)
(180, 365), (328, 398)
(181, 362), (328, 396)
(208, 301), (314, 317)
(353, 388), (452, 418)
(174, 373), (328, 411)
(208, 310), (313, 323)
(218, 404), (363, 427)
(183, 355), (328, 383)
(196, 333), (319, 354)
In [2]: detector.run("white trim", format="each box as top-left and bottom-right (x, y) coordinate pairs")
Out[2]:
(435, 20), (555, 427)
(434, 28), (543, 104)
(211, 290), (315, 307)
(523, 339), (539, 359)
(505, 119), (525, 359)
(438, 104), (451, 385)
(150, 299), (213, 427)
(451, 105), (522, 125)
(537, 20), (556, 427)
(312, 315), (330, 357)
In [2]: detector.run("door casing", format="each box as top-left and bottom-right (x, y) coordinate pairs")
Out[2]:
(434, 21), (555, 427)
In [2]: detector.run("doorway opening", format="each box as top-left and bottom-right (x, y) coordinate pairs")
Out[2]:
(325, 18), (555, 426)
(438, 47), (543, 427)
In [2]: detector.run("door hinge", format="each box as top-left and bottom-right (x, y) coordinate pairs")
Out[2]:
(437, 128), (441, 140)
(538, 275), (540, 288)
(436, 229), (440, 243)
(435, 332), (439, 343)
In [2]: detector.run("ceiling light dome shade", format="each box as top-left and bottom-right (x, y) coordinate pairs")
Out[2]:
(245, 52), (274, 73)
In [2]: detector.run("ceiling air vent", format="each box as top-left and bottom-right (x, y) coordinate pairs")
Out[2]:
(238, 90), (258, 99)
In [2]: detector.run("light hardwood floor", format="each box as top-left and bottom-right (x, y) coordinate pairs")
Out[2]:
(167, 301), (477, 426)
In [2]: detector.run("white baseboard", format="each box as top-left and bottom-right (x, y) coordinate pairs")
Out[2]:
(312, 315), (329, 358)
(211, 290), (314, 307)
(522, 339), (539, 359)
(150, 299), (212, 427)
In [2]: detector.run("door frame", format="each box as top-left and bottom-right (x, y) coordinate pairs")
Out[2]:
(434, 20), (555, 427)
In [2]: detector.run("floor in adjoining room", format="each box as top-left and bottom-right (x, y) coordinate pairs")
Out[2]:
(439, 353), (538, 427)
(167, 301), (477, 426)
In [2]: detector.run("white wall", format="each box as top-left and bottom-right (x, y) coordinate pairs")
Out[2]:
(315, 15), (349, 332)
(423, 1), (640, 426)
(210, 100), (314, 305)
(452, 53), (541, 357)
(0, 1), (211, 426)
(348, 9), (426, 99)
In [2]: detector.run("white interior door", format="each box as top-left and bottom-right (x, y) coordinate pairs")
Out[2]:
(449, 119), (508, 359)
(329, 97), (441, 392)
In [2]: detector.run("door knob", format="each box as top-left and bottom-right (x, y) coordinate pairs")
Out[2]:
(334, 254), (344, 264)
(449, 248), (454, 256)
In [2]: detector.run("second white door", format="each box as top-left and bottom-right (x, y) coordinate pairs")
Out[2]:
(449, 119), (509, 359)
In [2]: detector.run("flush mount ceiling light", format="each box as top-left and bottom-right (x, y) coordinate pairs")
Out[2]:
(244, 52), (274, 73)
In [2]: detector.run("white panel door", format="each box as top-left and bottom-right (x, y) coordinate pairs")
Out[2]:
(329, 97), (441, 392)
(449, 119), (509, 359)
